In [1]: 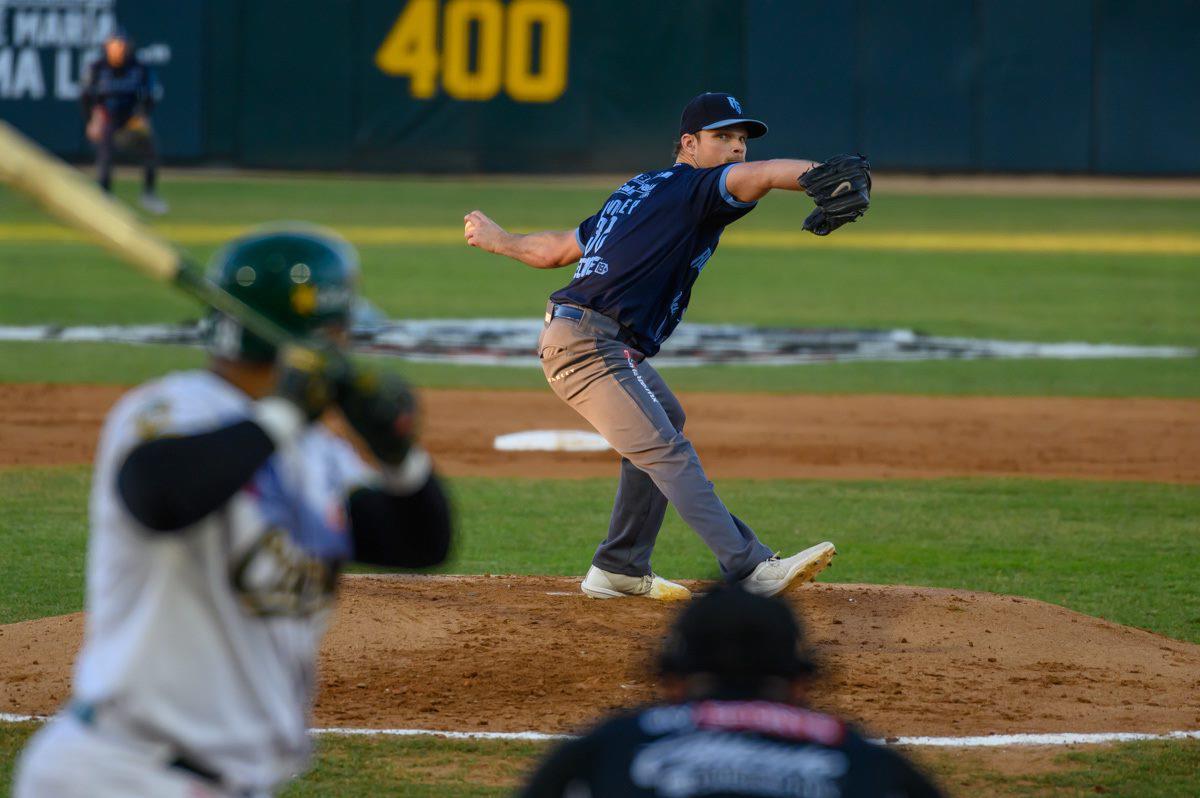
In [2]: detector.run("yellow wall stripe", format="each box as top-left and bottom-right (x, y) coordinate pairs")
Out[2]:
(1, 223), (1197, 256)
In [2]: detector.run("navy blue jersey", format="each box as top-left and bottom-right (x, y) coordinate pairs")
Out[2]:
(549, 162), (756, 357)
(521, 700), (945, 798)
(81, 57), (158, 122)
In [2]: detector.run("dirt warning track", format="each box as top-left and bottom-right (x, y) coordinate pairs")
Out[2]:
(2, 383), (1198, 482)
(2, 576), (1198, 738)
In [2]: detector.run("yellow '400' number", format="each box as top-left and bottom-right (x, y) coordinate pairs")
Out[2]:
(376, 0), (569, 103)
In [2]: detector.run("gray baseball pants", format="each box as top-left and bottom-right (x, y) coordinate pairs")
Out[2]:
(537, 302), (773, 580)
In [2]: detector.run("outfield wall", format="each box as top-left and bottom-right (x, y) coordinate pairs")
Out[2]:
(2, 0), (1198, 174)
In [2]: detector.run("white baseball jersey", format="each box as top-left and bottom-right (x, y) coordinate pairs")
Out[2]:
(73, 369), (371, 792)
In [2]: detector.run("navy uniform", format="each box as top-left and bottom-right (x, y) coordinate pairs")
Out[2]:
(523, 702), (944, 798)
(538, 93), (834, 600)
(521, 585), (945, 798)
(80, 30), (165, 211)
(554, 161), (754, 354)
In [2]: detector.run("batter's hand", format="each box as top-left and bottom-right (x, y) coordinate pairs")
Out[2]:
(337, 369), (418, 466)
(463, 210), (506, 254)
(272, 344), (337, 422)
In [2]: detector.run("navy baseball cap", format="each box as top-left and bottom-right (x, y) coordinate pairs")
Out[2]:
(679, 92), (768, 139)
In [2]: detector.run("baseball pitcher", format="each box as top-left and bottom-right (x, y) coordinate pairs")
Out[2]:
(465, 92), (870, 600)
(13, 227), (453, 797)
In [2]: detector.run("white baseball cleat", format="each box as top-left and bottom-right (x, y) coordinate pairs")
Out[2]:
(740, 542), (837, 597)
(581, 566), (691, 601)
(139, 191), (169, 215)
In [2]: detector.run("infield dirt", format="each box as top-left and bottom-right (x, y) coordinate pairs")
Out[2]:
(2, 383), (1198, 482)
(3, 382), (1198, 740)
(2, 576), (1199, 738)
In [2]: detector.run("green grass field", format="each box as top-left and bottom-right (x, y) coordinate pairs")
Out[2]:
(4, 469), (1198, 639)
(4, 341), (1200, 397)
(1, 177), (1198, 345)
(0, 173), (1197, 796)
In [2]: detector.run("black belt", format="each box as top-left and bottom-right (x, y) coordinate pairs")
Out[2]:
(550, 303), (645, 351)
(69, 700), (227, 789)
(550, 303), (584, 322)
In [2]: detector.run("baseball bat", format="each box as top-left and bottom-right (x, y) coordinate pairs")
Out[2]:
(0, 119), (297, 353)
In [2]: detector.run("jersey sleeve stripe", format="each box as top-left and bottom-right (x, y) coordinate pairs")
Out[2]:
(719, 164), (757, 209)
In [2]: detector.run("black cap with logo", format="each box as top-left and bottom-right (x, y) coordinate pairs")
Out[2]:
(679, 92), (768, 139)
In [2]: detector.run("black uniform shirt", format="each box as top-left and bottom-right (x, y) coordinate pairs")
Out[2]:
(81, 57), (158, 122)
(549, 162), (756, 356)
(521, 700), (945, 798)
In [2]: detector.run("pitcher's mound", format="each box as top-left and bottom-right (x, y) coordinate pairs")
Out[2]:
(2, 576), (1198, 738)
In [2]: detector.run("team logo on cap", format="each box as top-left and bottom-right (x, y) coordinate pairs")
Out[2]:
(728, 96), (743, 113)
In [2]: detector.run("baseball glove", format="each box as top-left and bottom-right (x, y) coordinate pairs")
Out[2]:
(798, 154), (871, 236)
(114, 114), (153, 151)
(123, 114), (151, 135)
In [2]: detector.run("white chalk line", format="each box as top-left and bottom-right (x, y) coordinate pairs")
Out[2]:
(880, 731), (1200, 748)
(314, 726), (568, 742)
(2, 712), (1197, 748)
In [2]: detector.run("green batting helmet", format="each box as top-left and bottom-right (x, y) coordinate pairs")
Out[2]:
(204, 224), (360, 363)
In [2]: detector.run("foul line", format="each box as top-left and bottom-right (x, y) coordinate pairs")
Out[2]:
(1, 223), (1198, 256)
(880, 731), (1200, 748)
(2, 713), (1197, 748)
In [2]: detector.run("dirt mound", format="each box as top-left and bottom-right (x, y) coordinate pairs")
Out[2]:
(3, 576), (1198, 738)
(2, 384), (1198, 482)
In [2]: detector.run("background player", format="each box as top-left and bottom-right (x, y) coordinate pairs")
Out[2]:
(520, 583), (946, 798)
(81, 29), (168, 214)
(13, 226), (452, 797)
(464, 92), (841, 600)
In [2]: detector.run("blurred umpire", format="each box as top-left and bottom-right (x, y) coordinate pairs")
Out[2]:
(80, 28), (168, 214)
(520, 584), (945, 798)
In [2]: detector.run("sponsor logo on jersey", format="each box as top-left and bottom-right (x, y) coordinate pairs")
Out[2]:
(231, 527), (340, 617)
(639, 701), (847, 745)
(693, 701), (846, 745)
(133, 397), (172, 441)
(615, 172), (667, 200)
(573, 256), (609, 279)
(630, 731), (848, 798)
(230, 462), (350, 616)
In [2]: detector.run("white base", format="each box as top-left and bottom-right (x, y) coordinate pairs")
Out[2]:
(493, 429), (610, 452)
